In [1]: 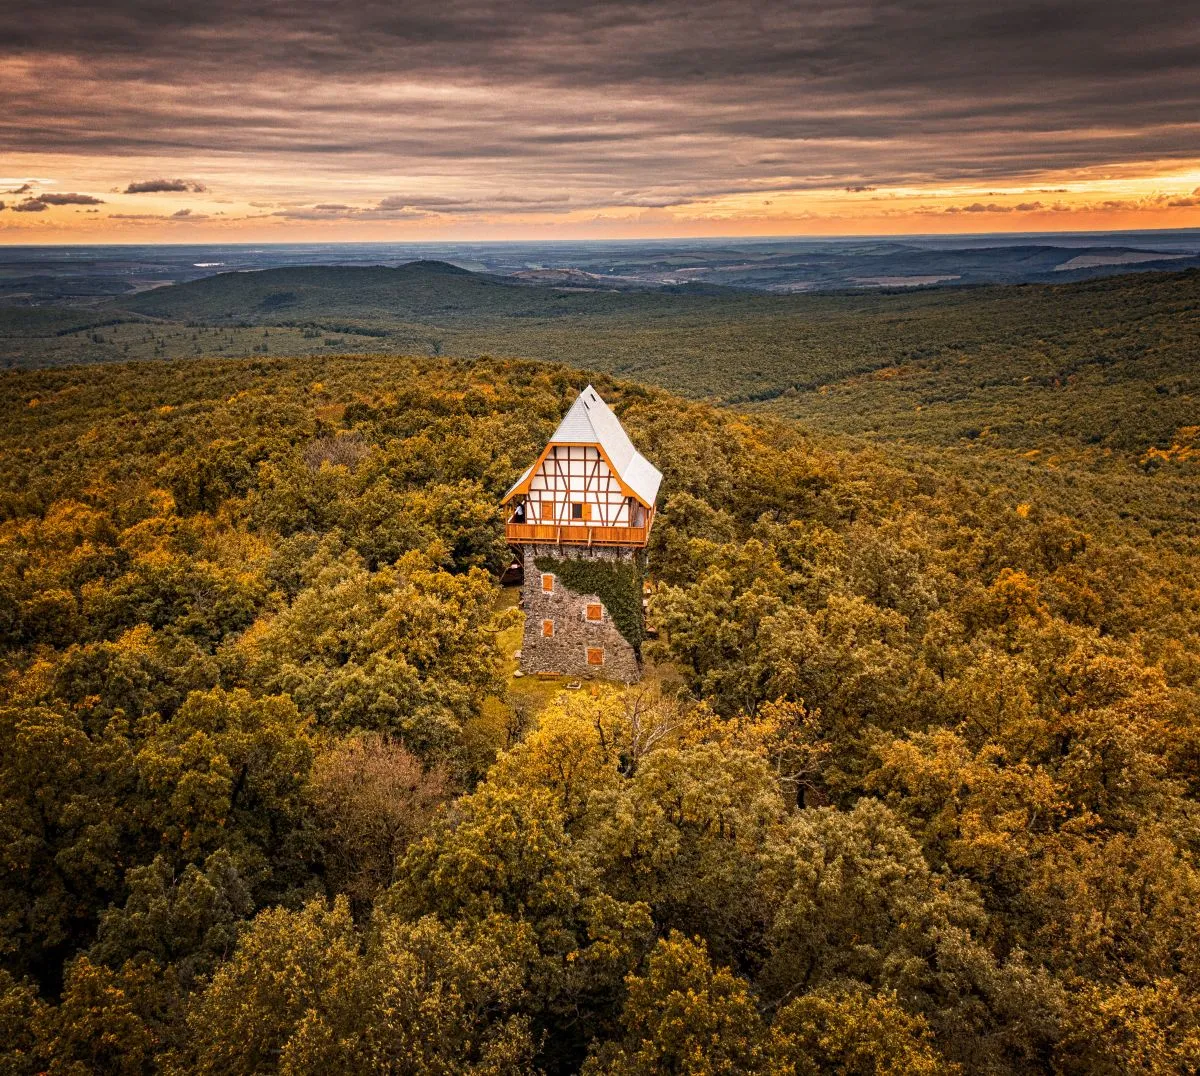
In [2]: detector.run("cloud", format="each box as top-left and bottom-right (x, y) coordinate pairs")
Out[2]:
(366, 193), (574, 215)
(0, 202), (5, 212)
(271, 201), (433, 221)
(270, 194), (519, 221)
(270, 206), (357, 220)
(937, 200), (1045, 214)
(4, 191), (104, 212)
(844, 186), (876, 193)
(4, 183), (33, 194)
(2, 1), (1199, 224)
(107, 209), (209, 220)
(124, 178), (206, 193)
(376, 195), (471, 209)
(36, 192), (105, 205)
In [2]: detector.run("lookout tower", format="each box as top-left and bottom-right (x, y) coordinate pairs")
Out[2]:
(503, 385), (662, 682)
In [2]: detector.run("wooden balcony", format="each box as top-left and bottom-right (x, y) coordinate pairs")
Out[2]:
(506, 522), (649, 548)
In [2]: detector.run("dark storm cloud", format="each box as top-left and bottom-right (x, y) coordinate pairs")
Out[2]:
(4, 191), (105, 211)
(3, 1), (1200, 208)
(124, 178), (206, 193)
(35, 192), (104, 205)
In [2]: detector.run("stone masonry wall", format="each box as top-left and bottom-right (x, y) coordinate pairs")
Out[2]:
(519, 544), (642, 684)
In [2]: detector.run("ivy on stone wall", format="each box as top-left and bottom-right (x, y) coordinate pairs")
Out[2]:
(534, 555), (645, 650)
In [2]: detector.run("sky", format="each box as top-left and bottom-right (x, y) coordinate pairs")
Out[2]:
(2, 0), (1200, 243)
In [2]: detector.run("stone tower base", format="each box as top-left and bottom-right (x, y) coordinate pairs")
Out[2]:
(518, 545), (642, 684)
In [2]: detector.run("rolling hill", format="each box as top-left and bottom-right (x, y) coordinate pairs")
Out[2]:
(114, 260), (685, 324)
(106, 261), (1199, 451)
(2, 262), (1196, 541)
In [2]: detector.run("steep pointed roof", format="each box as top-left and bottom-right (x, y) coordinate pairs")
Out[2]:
(504, 385), (663, 506)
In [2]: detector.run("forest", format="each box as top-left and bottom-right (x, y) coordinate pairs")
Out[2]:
(0, 337), (1197, 1074)
(4, 264), (1196, 480)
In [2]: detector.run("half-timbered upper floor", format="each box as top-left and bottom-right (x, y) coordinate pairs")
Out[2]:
(502, 386), (662, 548)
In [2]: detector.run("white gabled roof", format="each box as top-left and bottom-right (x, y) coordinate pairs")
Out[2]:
(504, 385), (663, 507)
(621, 452), (663, 506)
(551, 386), (663, 506)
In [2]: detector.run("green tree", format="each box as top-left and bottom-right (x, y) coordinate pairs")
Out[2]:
(0, 705), (135, 982)
(585, 742), (786, 971)
(32, 957), (159, 1076)
(584, 932), (768, 1076)
(761, 800), (1061, 1074)
(176, 897), (537, 1075)
(135, 687), (318, 897)
(230, 548), (501, 755)
(392, 783), (653, 1069)
(89, 851), (253, 989)
(0, 970), (45, 1076)
(767, 984), (949, 1076)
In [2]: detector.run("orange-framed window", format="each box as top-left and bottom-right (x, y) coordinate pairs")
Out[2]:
(585, 603), (602, 621)
(587, 647), (604, 666)
(542, 619), (554, 637)
(540, 501), (554, 521)
(541, 573), (554, 593)
(570, 502), (592, 521)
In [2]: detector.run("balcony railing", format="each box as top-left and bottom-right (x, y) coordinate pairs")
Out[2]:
(506, 522), (648, 548)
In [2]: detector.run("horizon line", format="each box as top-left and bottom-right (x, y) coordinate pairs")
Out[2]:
(4, 224), (1200, 249)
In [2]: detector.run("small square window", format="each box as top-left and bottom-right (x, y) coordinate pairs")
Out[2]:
(586, 603), (602, 621)
(541, 573), (554, 593)
(587, 647), (604, 666)
(542, 619), (554, 638)
(571, 502), (588, 520)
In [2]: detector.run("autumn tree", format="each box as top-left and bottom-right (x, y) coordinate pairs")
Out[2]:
(584, 932), (768, 1076)
(309, 734), (448, 915)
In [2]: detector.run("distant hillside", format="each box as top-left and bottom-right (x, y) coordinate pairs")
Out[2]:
(115, 260), (656, 324)
(636, 243), (1200, 291)
(5, 264), (1196, 510)
(117, 260), (1198, 453)
(6, 235), (1200, 304)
